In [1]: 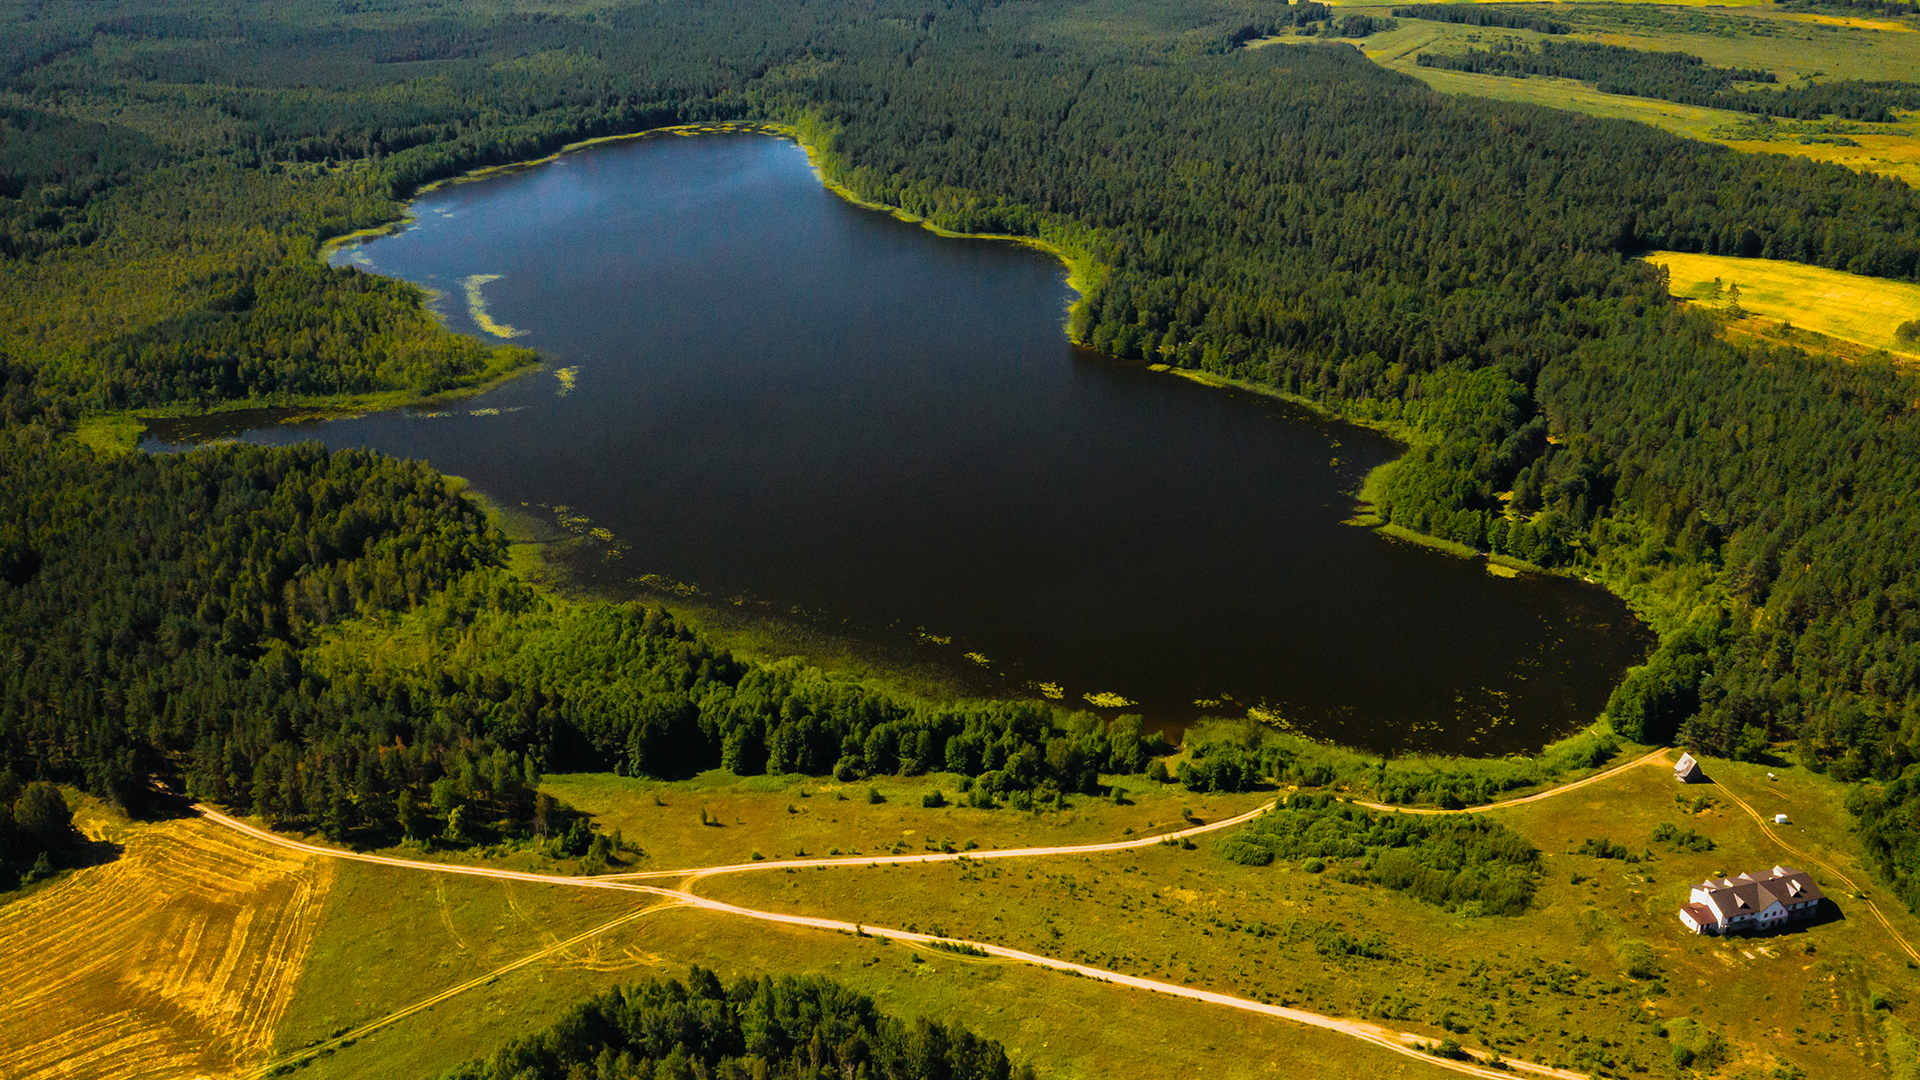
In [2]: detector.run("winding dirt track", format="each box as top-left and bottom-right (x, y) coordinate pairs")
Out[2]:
(1706, 775), (1920, 965)
(198, 801), (1584, 1080)
(609, 799), (1280, 883)
(196, 746), (1920, 1080)
(1351, 748), (1672, 816)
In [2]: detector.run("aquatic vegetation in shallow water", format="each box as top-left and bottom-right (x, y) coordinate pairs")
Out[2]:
(964, 652), (991, 666)
(554, 366), (579, 395)
(1248, 705), (1301, 734)
(1037, 682), (1065, 700)
(461, 274), (526, 338)
(632, 573), (701, 598)
(1083, 691), (1135, 708)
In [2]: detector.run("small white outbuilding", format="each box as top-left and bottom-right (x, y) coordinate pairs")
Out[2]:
(1774, 814), (1790, 825)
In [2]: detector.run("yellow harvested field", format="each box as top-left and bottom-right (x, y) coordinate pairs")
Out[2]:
(1776, 11), (1914, 30)
(1645, 249), (1920, 358)
(0, 817), (333, 1080)
(1719, 132), (1920, 190)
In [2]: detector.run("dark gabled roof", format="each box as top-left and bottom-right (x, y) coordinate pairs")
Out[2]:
(1699, 866), (1822, 916)
(1679, 902), (1716, 927)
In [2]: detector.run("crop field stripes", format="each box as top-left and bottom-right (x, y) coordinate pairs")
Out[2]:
(0, 819), (333, 1080)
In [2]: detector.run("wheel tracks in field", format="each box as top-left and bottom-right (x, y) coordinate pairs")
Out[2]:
(248, 900), (687, 1079)
(196, 797), (1601, 1080)
(1707, 775), (1920, 965)
(0, 819), (333, 1080)
(609, 799), (1280, 884)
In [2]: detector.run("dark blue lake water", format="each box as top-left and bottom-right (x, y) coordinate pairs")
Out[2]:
(145, 133), (1650, 754)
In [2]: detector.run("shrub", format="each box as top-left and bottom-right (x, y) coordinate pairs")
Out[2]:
(1314, 928), (1388, 959)
(1577, 836), (1631, 859)
(1897, 319), (1920, 344)
(922, 790), (946, 809)
(1652, 821), (1715, 852)
(1220, 835), (1276, 866)
(1223, 793), (1539, 913)
(1616, 940), (1660, 980)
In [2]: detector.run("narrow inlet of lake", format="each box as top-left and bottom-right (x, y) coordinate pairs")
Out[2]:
(144, 133), (1652, 755)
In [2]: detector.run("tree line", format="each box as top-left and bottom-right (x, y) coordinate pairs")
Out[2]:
(1392, 5), (1570, 34)
(1414, 41), (1920, 122)
(1775, 0), (1919, 15)
(440, 967), (1033, 1080)
(1415, 38), (1776, 96)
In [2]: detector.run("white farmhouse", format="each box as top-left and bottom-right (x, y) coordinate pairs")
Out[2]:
(1677, 866), (1824, 935)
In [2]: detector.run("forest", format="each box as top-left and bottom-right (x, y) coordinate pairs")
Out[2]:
(0, 408), (1154, 853)
(1391, 5), (1570, 34)
(1, 0), (1920, 905)
(438, 968), (1032, 1080)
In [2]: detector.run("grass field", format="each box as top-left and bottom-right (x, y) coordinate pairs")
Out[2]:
(539, 769), (1269, 872)
(269, 858), (655, 1078)
(0, 811), (334, 1080)
(1336, 5), (1920, 187)
(275, 892), (1476, 1080)
(692, 756), (1920, 1079)
(9, 753), (1917, 1080)
(1646, 249), (1920, 359)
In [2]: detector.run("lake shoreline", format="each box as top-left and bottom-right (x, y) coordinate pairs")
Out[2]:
(129, 124), (1652, 767)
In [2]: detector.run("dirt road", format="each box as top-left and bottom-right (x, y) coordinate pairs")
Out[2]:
(200, 804), (1585, 1080)
(1352, 748), (1672, 816)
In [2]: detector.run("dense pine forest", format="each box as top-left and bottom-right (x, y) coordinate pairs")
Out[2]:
(5, 0), (1920, 900)
(1391, 5), (1570, 33)
(439, 968), (1032, 1080)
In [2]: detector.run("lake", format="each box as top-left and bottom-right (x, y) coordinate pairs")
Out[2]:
(144, 132), (1651, 755)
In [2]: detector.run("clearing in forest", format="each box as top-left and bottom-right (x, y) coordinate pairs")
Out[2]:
(0, 817), (333, 1080)
(1646, 249), (1920, 358)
